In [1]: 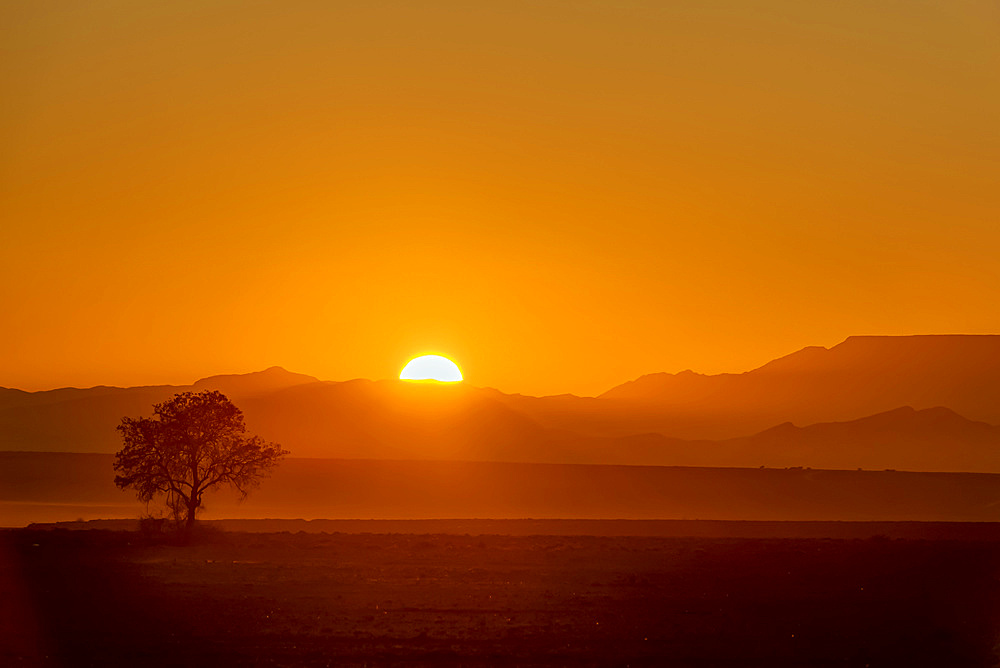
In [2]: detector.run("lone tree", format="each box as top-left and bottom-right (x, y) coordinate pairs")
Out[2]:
(114, 390), (287, 532)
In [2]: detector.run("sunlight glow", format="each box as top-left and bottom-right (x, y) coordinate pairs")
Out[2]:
(399, 355), (464, 382)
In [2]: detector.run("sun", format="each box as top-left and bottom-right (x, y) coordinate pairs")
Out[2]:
(399, 354), (464, 382)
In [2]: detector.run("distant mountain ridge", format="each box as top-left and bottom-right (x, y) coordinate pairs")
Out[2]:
(0, 367), (321, 453)
(2, 335), (1000, 472)
(718, 405), (1000, 472)
(596, 335), (1000, 436)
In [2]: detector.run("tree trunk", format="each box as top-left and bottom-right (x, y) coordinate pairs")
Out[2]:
(184, 497), (198, 536)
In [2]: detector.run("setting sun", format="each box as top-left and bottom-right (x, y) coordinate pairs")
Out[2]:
(399, 355), (464, 382)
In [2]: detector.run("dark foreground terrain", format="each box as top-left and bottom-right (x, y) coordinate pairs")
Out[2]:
(3, 526), (1000, 667)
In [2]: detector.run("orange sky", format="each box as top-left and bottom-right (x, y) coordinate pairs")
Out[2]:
(2, 1), (998, 396)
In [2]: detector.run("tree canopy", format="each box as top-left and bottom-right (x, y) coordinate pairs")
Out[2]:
(114, 390), (287, 531)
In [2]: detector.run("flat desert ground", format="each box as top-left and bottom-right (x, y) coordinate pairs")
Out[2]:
(3, 522), (1000, 666)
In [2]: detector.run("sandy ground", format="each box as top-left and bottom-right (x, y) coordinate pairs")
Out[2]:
(3, 526), (1000, 666)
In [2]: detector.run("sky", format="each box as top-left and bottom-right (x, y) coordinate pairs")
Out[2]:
(2, 0), (998, 396)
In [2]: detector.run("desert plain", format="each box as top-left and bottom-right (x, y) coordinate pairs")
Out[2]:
(4, 520), (1000, 667)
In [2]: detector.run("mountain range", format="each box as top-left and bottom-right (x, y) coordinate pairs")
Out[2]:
(2, 335), (999, 472)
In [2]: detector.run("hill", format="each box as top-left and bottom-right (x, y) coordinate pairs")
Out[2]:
(598, 335), (1000, 437)
(0, 367), (319, 453)
(2, 336), (999, 471)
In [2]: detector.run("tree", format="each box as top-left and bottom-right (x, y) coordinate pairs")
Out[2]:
(114, 390), (287, 533)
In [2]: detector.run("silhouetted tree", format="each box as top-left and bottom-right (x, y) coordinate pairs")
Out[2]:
(114, 390), (287, 533)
